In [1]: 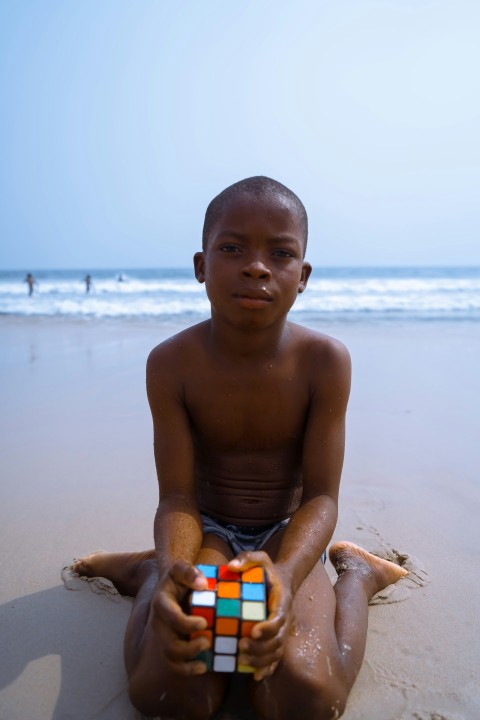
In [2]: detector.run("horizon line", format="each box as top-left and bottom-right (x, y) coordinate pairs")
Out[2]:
(2, 263), (480, 273)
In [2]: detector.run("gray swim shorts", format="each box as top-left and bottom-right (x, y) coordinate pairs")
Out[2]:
(200, 513), (327, 563)
(200, 513), (289, 556)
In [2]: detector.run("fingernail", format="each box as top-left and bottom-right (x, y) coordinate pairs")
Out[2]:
(193, 663), (206, 675)
(193, 576), (208, 589)
(229, 559), (241, 567)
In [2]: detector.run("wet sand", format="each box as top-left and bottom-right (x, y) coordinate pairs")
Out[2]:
(1, 316), (479, 720)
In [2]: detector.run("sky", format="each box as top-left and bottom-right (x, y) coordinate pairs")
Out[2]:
(1, 0), (479, 270)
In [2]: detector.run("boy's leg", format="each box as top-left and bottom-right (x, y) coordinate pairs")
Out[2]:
(73, 536), (234, 720)
(249, 541), (407, 720)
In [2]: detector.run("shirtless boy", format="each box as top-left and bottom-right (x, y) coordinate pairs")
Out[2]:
(73, 176), (407, 720)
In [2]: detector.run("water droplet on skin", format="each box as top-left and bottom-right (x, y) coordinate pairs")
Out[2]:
(206, 693), (213, 714)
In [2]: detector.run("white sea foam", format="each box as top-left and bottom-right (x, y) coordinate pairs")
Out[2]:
(1, 268), (479, 321)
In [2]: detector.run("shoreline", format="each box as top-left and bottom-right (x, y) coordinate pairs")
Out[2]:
(1, 316), (479, 718)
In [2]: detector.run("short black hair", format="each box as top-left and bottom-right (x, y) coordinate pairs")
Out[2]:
(202, 176), (308, 253)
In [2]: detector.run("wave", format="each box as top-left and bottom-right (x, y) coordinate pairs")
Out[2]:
(1, 268), (479, 321)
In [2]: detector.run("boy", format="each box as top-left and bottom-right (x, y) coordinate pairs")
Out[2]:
(73, 176), (407, 720)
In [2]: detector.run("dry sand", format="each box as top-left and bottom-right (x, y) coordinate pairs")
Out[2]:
(0, 316), (479, 720)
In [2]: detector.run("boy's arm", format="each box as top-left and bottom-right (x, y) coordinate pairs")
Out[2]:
(230, 338), (351, 678)
(273, 338), (351, 594)
(146, 344), (211, 673)
(147, 343), (203, 571)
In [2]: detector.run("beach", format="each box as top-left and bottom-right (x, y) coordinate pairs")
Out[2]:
(1, 315), (479, 720)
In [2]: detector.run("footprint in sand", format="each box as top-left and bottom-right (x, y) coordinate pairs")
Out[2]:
(368, 548), (429, 605)
(61, 565), (128, 603)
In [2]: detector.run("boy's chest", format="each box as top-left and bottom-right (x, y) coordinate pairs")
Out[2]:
(184, 365), (311, 450)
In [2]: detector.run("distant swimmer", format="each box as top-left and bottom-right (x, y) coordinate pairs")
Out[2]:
(24, 273), (37, 296)
(84, 274), (92, 293)
(117, 273), (125, 282)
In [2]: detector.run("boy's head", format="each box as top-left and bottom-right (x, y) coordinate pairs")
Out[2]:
(202, 176), (308, 257)
(195, 176), (312, 326)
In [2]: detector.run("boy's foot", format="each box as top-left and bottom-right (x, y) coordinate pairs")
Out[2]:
(72, 550), (156, 597)
(329, 541), (408, 598)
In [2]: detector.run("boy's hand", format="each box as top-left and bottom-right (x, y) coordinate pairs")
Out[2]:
(228, 552), (293, 681)
(151, 560), (211, 676)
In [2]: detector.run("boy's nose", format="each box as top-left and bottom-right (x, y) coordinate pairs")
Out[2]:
(242, 259), (271, 280)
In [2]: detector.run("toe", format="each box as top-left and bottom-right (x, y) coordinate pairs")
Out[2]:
(72, 558), (90, 575)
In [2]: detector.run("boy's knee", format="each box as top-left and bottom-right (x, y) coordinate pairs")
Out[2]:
(128, 673), (221, 720)
(253, 672), (348, 720)
(128, 675), (165, 719)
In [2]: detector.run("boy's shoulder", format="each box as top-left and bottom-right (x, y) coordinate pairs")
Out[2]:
(287, 321), (350, 367)
(147, 321), (210, 369)
(286, 323), (351, 406)
(287, 322), (351, 398)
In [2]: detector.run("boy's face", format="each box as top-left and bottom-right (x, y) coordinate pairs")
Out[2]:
(194, 193), (312, 330)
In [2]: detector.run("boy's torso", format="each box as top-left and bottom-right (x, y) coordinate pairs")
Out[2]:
(156, 320), (335, 526)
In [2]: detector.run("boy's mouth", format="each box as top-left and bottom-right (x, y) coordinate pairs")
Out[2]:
(233, 289), (273, 309)
(234, 288), (272, 300)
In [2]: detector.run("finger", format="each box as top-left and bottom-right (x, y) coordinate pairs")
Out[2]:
(228, 555), (287, 615)
(238, 646), (283, 671)
(239, 620), (287, 662)
(166, 636), (211, 663)
(165, 607), (208, 634)
(239, 632), (283, 657)
(264, 575), (287, 615)
(167, 658), (209, 677)
(168, 560), (209, 590)
(164, 635), (211, 677)
(254, 661), (279, 682)
(227, 551), (269, 572)
(152, 592), (208, 634)
(247, 612), (286, 641)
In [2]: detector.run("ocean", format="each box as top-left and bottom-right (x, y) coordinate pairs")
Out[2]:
(1, 267), (479, 324)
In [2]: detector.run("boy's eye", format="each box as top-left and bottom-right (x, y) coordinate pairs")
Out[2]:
(219, 244), (242, 253)
(272, 249), (294, 258)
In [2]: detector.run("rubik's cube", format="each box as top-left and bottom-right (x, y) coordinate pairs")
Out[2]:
(190, 564), (268, 673)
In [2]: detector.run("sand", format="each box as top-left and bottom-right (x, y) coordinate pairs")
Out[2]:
(0, 315), (479, 720)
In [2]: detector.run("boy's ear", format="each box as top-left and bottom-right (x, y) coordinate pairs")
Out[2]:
(297, 261), (312, 294)
(193, 251), (206, 283)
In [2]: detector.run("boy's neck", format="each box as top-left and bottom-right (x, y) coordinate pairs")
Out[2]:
(207, 315), (290, 360)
